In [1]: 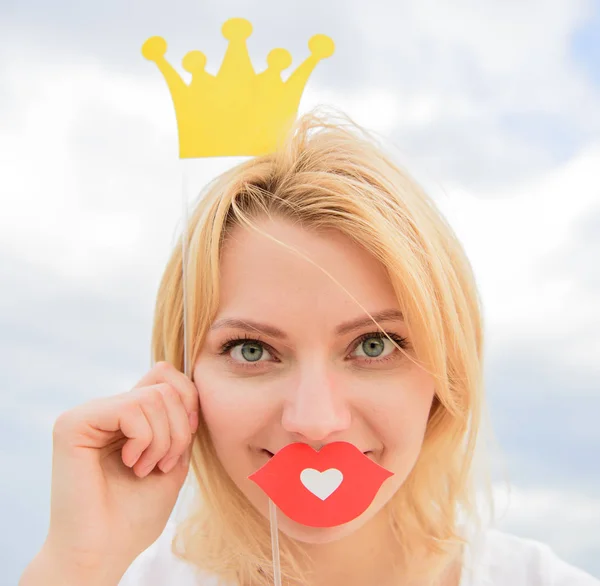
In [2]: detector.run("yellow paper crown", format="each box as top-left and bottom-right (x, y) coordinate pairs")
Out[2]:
(142, 17), (335, 158)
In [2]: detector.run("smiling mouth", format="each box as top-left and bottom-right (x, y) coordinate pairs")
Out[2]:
(261, 448), (374, 458)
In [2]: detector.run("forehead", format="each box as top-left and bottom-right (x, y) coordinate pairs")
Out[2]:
(217, 218), (399, 318)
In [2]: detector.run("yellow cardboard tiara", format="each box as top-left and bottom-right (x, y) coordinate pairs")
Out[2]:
(142, 17), (335, 158)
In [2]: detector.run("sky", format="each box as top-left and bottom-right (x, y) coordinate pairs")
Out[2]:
(1, 0), (599, 583)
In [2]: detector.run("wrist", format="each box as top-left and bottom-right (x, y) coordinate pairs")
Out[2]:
(20, 542), (128, 586)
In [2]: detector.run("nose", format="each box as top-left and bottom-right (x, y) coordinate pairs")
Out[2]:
(281, 365), (352, 441)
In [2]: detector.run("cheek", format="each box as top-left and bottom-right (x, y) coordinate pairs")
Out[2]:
(370, 372), (435, 448)
(196, 377), (275, 450)
(195, 381), (275, 500)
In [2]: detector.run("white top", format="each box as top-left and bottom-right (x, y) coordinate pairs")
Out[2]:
(118, 520), (599, 585)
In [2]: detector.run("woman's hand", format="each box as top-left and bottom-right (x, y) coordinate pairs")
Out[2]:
(38, 361), (200, 581)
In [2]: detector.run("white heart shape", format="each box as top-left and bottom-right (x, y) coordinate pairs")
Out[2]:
(300, 468), (344, 500)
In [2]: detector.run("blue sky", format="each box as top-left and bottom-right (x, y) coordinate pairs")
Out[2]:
(1, 0), (599, 584)
(572, 1), (600, 84)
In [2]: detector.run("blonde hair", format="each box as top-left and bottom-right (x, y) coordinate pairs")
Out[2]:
(151, 108), (496, 585)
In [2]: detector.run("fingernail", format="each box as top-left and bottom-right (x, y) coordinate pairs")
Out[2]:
(127, 449), (143, 468)
(189, 411), (199, 433)
(160, 456), (177, 473)
(139, 462), (154, 477)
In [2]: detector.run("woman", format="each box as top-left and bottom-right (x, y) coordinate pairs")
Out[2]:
(20, 111), (598, 586)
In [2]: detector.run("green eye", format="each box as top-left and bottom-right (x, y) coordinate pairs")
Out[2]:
(220, 336), (276, 365)
(361, 337), (385, 357)
(352, 332), (407, 362)
(239, 342), (264, 362)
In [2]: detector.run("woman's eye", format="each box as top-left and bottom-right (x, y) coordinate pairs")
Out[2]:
(352, 335), (396, 359)
(230, 341), (273, 363)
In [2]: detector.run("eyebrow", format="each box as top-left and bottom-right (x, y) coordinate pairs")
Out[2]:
(209, 309), (404, 340)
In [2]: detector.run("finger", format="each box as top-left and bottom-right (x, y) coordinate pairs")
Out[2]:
(132, 388), (172, 478)
(133, 361), (199, 419)
(155, 384), (193, 473)
(54, 395), (151, 455)
(119, 403), (153, 468)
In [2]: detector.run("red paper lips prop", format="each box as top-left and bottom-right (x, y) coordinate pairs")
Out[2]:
(248, 442), (394, 527)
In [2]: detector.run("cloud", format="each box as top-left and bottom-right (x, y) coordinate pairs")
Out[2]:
(492, 483), (600, 576)
(485, 349), (600, 493)
(548, 202), (600, 296)
(342, 0), (600, 188)
(430, 142), (600, 377)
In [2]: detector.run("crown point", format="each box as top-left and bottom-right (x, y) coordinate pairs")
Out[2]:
(267, 48), (292, 72)
(142, 36), (167, 61)
(222, 17), (253, 41)
(308, 34), (335, 59)
(182, 50), (207, 73)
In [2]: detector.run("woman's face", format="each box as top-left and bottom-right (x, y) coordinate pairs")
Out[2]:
(193, 216), (435, 543)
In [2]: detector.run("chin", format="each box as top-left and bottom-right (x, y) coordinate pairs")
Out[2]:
(270, 495), (387, 544)
(276, 515), (364, 544)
